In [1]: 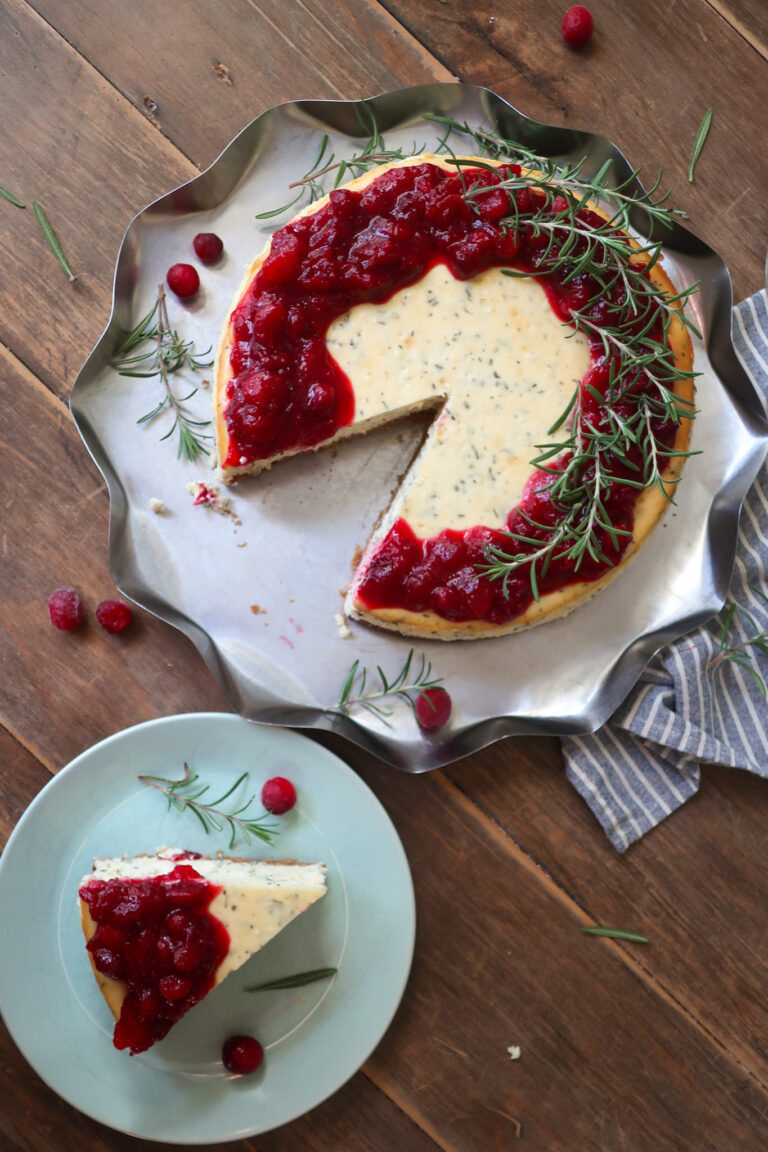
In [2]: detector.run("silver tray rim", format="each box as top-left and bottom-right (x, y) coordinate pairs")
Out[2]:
(70, 81), (768, 771)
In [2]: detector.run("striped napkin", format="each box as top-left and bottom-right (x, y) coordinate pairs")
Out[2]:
(562, 290), (768, 852)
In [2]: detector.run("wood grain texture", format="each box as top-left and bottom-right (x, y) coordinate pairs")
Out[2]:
(24, 0), (451, 170)
(374, 0), (768, 300)
(0, 0), (195, 397)
(705, 0), (768, 59)
(318, 741), (768, 1152)
(0, 341), (229, 770)
(444, 737), (768, 1087)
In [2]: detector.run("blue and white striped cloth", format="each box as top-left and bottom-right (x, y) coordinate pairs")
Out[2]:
(563, 290), (768, 851)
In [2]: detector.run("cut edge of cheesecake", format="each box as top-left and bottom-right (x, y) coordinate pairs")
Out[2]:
(79, 851), (327, 1029)
(214, 154), (695, 639)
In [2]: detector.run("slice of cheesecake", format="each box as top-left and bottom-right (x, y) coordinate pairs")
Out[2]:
(78, 849), (327, 1054)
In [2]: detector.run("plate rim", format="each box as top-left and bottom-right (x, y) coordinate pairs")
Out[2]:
(0, 711), (416, 1143)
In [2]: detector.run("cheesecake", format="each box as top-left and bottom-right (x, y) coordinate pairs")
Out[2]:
(79, 849), (327, 1054)
(214, 154), (694, 638)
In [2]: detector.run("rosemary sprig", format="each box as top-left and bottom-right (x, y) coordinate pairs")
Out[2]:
(111, 284), (213, 462)
(688, 109), (713, 182)
(0, 184), (25, 208)
(138, 762), (279, 849)
(333, 648), (442, 725)
(707, 586), (768, 697)
(582, 926), (649, 943)
(245, 967), (337, 991)
(256, 102), (441, 221)
(32, 201), (75, 280)
(424, 124), (699, 599)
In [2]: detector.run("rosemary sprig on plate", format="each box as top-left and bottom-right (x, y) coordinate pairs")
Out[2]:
(245, 967), (337, 992)
(707, 586), (768, 696)
(333, 648), (442, 725)
(138, 762), (279, 849)
(688, 109), (712, 183)
(582, 925), (649, 943)
(0, 184), (25, 208)
(33, 201), (75, 280)
(111, 284), (213, 462)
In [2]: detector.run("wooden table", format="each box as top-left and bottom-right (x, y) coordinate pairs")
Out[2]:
(1, 1), (767, 1148)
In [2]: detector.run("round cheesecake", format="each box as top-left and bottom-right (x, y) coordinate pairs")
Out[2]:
(214, 155), (694, 639)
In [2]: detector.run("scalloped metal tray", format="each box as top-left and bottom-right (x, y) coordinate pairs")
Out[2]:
(70, 83), (768, 771)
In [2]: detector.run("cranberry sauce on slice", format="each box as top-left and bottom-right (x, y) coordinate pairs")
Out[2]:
(79, 863), (230, 1055)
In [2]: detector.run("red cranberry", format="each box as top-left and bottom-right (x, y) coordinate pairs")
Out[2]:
(561, 6), (594, 46)
(415, 688), (452, 731)
(193, 232), (224, 263)
(95, 599), (133, 634)
(48, 587), (85, 631)
(222, 1035), (264, 1075)
(261, 776), (297, 815)
(166, 263), (200, 298)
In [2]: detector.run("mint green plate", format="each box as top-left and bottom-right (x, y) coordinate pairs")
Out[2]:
(0, 714), (415, 1143)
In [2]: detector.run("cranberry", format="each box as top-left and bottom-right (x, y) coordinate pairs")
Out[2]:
(193, 231), (224, 263)
(261, 776), (297, 815)
(415, 688), (452, 731)
(561, 6), (594, 47)
(222, 1035), (264, 1075)
(166, 263), (200, 298)
(95, 599), (133, 634)
(48, 587), (85, 630)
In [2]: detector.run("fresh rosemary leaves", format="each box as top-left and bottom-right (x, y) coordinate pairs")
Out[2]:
(111, 284), (213, 462)
(334, 648), (443, 725)
(582, 926), (649, 943)
(245, 967), (338, 992)
(708, 586), (768, 697)
(0, 184), (25, 208)
(688, 109), (713, 183)
(33, 201), (75, 281)
(138, 762), (279, 849)
(256, 102), (447, 221)
(425, 116), (699, 600)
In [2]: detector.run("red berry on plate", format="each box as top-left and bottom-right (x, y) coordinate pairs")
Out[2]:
(561, 5), (593, 46)
(48, 587), (86, 631)
(222, 1034), (264, 1075)
(95, 599), (133, 634)
(415, 687), (452, 731)
(193, 232), (224, 263)
(261, 776), (297, 814)
(166, 263), (200, 298)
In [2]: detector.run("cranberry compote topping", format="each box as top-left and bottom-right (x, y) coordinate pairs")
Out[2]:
(229, 161), (678, 626)
(80, 864), (229, 1054)
(222, 1034), (264, 1075)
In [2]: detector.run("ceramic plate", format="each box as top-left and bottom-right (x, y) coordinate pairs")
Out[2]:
(0, 713), (415, 1143)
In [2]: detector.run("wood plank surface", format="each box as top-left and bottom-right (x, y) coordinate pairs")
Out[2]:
(375, 0), (768, 301)
(1, 0), (768, 1148)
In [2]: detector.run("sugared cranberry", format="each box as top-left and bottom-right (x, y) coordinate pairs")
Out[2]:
(166, 263), (200, 298)
(48, 587), (85, 631)
(415, 688), (452, 731)
(222, 1034), (264, 1075)
(261, 776), (297, 815)
(561, 6), (594, 46)
(193, 232), (224, 263)
(95, 599), (133, 634)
